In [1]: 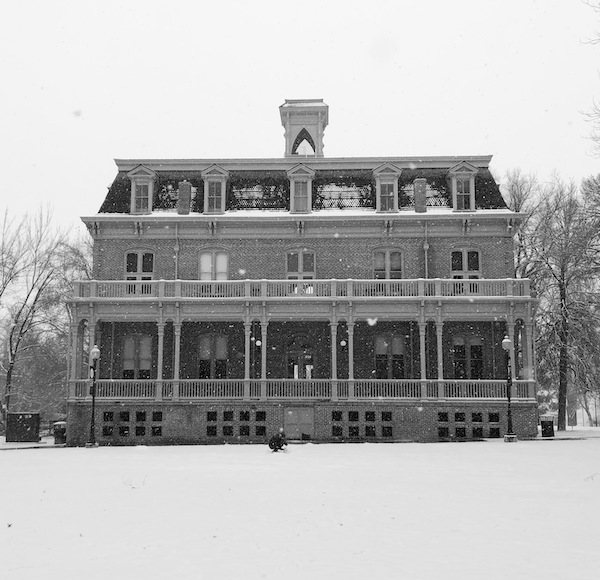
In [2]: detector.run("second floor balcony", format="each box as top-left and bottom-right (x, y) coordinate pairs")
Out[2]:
(74, 278), (532, 302)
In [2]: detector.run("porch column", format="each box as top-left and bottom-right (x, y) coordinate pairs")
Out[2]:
(156, 322), (164, 401)
(524, 322), (534, 379)
(69, 323), (78, 398)
(347, 322), (355, 398)
(419, 322), (427, 398)
(330, 322), (338, 400)
(88, 321), (97, 398)
(173, 322), (181, 400)
(506, 322), (516, 397)
(244, 322), (252, 400)
(260, 321), (268, 400)
(436, 322), (444, 397)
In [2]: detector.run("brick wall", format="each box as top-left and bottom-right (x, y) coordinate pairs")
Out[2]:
(92, 235), (514, 281)
(66, 400), (539, 446)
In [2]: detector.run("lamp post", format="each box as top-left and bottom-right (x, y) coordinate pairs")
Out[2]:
(87, 344), (100, 447)
(501, 335), (517, 442)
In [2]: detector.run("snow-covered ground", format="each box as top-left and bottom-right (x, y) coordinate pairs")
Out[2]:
(1, 438), (599, 580)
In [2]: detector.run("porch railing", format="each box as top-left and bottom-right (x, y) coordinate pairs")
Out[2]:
(70, 379), (535, 401)
(74, 278), (532, 300)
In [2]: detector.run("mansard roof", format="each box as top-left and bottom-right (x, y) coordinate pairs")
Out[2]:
(98, 155), (506, 213)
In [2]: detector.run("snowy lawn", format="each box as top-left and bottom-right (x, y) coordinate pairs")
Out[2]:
(1, 439), (599, 580)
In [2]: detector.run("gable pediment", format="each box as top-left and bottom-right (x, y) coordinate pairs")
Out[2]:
(201, 164), (229, 179)
(127, 165), (157, 180)
(448, 161), (478, 175)
(373, 163), (402, 177)
(286, 163), (315, 178)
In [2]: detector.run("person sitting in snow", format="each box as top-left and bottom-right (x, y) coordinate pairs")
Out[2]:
(268, 428), (287, 452)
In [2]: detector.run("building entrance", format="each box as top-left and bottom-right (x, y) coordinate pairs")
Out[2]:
(284, 407), (314, 440)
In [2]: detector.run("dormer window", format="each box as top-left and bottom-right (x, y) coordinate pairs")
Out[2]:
(373, 164), (402, 213)
(127, 166), (157, 215)
(201, 164), (229, 214)
(287, 164), (315, 214)
(449, 162), (478, 211)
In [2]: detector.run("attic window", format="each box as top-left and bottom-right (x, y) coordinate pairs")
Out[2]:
(449, 163), (477, 212)
(127, 166), (156, 215)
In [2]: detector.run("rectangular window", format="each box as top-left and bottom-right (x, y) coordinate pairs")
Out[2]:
(199, 334), (228, 379)
(207, 181), (222, 213)
(293, 181), (309, 212)
(126, 252), (154, 294)
(135, 183), (149, 213)
(123, 335), (152, 380)
(380, 182), (395, 211)
(374, 251), (402, 279)
(256, 425), (266, 436)
(102, 426), (113, 437)
(287, 250), (315, 280)
(451, 250), (480, 280)
(375, 335), (405, 379)
(456, 178), (471, 210)
(200, 251), (228, 280)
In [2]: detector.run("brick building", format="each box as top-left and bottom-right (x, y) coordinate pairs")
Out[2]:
(66, 99), (538, 445)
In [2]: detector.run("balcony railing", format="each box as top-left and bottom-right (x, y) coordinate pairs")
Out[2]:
(74, 278), (532, 300)
(71, 379), (535, 401)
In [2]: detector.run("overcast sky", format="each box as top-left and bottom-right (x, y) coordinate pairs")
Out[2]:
(1, 0), (599, 231)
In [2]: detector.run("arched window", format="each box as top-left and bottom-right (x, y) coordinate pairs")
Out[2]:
(198, 333), (228, 379)
(123, 334), (152, 379)
(375, 335), (405, 379)
(452, 336), (483, 379)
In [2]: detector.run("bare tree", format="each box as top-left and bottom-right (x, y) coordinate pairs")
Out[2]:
(526, 178), (600, 430)
(1, 208), (65, 424)
(501, 169), (541, 278)
(0, 209), (27, 307)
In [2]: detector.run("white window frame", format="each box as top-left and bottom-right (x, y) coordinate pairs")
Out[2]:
(373, 250), (403, 279)
(204, 180), (226, 214)
(199, 249), (229, 280)
(127, 166), (156, 215)
(291, 180), (310, 213)
(373, 164), (401, 213)
(450, 173), (476, 211)
(287, 164), (315, 214)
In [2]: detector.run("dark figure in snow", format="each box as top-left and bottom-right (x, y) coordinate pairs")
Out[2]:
(268, 428), (287, 452)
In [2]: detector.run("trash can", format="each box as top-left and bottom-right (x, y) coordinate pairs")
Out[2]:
(53, 421), (67, 445)
(541, 418), (555, 438)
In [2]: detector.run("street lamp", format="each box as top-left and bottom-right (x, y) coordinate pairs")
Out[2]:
(501, 335), (517, 442)
(87, 344), (100, 447)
